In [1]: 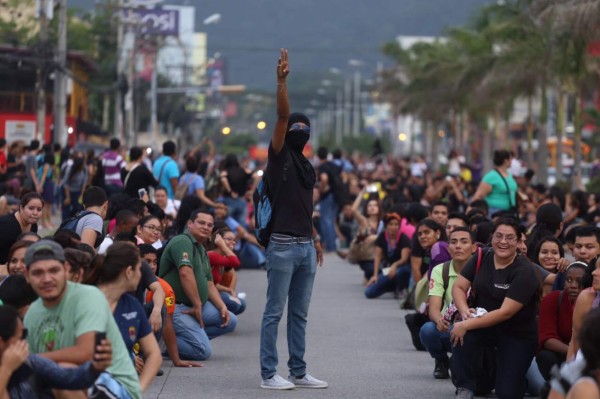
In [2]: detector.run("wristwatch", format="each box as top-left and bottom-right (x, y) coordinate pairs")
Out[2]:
(313, 234), (321, 243)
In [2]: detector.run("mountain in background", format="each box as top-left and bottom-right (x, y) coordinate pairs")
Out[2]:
(70, 0), (492, 90)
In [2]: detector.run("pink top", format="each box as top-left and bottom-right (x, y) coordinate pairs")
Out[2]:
(400, 218), (415, 239)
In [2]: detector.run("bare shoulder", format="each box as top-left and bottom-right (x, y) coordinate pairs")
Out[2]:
(566, 378), (600, 399)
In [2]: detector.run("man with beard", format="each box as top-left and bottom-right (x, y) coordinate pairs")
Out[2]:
(259, 49), (326, 390)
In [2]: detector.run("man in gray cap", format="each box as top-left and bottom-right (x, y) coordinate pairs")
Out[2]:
(23, 239), (142, 399)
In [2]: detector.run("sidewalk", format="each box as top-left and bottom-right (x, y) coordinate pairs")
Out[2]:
(145, 253), (455, 399)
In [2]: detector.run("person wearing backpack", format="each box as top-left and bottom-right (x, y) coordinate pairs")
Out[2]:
(419, 227), (476, 380)
(259, 49), (326, 390)
(67, 186), (108, 251)
(152, 141), (179, 200)
(177, 156), (217, 207)
(450, 218), (540, 399)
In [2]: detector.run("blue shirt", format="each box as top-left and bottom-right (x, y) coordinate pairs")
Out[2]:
(179, 172), (205, 195)
(113, 293), (152, 359)
(153, 156), (179, 199)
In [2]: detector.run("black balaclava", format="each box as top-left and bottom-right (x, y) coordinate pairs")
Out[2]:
(284, 112), (315, 189)
(285, 112), (311, 152)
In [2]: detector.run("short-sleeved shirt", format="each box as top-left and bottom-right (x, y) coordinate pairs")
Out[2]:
(102, 150), (124, 187)
(146, 277), (176, 315)
(481, 170), (517, 211)
(179, 172), (205, 196)
(374, 232), (411, 265)
(158, 231), (212, 306)
(24, 282), (141, 399)
(153, 156), (179, 199)
(75, 212), (104, 248)
(23, 153), (36, 187)
(461, 251), (539, 340)
(428, 260), (458, 314)
(113, 293), (152, 358)
(133, 261), (158, 304)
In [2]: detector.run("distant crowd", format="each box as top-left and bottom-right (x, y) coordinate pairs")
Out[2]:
(0, 136), (599, 399)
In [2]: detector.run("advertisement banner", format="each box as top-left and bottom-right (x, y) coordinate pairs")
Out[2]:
(5, 121), (36, 143)
(121, 7), (179, 36)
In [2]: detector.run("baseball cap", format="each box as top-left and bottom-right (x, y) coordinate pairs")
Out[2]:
(24, 240), (66, 267)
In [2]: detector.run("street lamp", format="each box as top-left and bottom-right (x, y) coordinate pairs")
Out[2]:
(257, 121), (266, 130)
(398, 133), (407, 141)
(222, 126), (231, 135)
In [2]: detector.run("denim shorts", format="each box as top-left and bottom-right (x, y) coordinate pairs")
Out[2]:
(89, 372), (133, 399)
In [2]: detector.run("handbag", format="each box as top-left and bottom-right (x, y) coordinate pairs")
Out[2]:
(347, 232), (376, 264)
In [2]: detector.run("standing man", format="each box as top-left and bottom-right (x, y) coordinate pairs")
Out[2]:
(159, 209), (236, 361)
(153, 141), (179, 200)
(316, 146), (340, 252)
(102, 138), (124, 197)
(259, 49), (326, 390)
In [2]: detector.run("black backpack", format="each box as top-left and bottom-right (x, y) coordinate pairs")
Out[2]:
(327, 163), (349, 207)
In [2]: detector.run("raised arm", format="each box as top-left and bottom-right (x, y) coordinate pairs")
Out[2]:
(272, 49), (290, 155)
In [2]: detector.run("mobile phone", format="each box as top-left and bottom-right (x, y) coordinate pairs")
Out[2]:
(94, 331), (106, 352)
(366, 184), (378, 193)
(138, 188), (147, 199)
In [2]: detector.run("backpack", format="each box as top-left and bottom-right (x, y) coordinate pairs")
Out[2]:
(253, 175), (274, 247)
(58, 210), (94, 232)
(204, 168), (222, 200)
(175, 173), (194, 200)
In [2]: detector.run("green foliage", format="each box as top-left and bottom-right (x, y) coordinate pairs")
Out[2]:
(587, 174), (600, 194)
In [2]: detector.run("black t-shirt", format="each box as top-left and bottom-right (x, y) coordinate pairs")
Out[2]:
(267, 142), (314, 238)
(132, 261), (158, 304)
(375, 232), (411, 264)
(0, 213), (38, 264)
(318, 161), (340, 196)
(411, 234), (430, 276)
(461, 251), (539, 340)
(121, 164), (158, 199)
(225, 166), (252, 197)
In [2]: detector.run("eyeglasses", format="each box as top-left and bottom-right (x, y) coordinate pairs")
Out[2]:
(289, 123), (310, 133)
(143, 225), (162, 232)
(492, 233), (519, 244)
(223, 237), (237, 244)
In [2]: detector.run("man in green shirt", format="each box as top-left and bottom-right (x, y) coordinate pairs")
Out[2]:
(419, 227), (476, 380)
(23, 239), (141, 399)
(159, 209), (236, 361)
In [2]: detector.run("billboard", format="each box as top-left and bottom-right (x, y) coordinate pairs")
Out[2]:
(121, 7), (179, 36)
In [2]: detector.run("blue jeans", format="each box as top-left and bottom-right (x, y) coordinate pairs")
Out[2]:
(364, 265), (411, 299)
(451, 327), (537, 399)
(359, 260), (374, 280)
(318, 193), (338, 251)
(220, 291), (247, 315)
(419, 321), (451, 359)
(260, 240), (317, 380)
(222, 196), (248, 227)
(172, 302), (237, 361)
(237, 241), (266, 269)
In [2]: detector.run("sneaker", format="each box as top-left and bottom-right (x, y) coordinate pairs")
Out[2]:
(261, 374), (295, 390)
(288, 374), (328, 389)
(455, 387), (474, 399)
(433, 358), (450, 379)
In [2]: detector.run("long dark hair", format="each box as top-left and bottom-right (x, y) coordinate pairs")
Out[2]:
(580, 308), (600, 376)
(84, 241), (140, 285)
(532, 236), (565, 268)
(0, 305), (19, 341)
(69, 153), (85, 183)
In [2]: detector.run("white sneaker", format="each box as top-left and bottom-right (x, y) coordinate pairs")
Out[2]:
(261, 374), (295, 390)
(288, 374), (328, 389)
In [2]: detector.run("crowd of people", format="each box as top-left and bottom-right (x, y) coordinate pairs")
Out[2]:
(1, 48), (600, 398)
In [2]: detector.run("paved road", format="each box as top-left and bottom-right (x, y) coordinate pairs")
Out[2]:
(145, 253), (456, 399)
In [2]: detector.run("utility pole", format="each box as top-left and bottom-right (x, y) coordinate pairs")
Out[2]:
(114, 0), (124, 141)
(53, 0), (68, 147)
(36, 0), (49, 142)
(352, 70), (360, 137)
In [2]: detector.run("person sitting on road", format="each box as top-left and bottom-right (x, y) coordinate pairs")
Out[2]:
(364, 212), (411, 299)
(347, 190), (383, 280)
(85, 241), (162, 390)
(419, 227), (476, 380)
(23, 239), (141, 399)
(564, 308), (600, 399)
(5, 240), (33, 276)
(135, 215), (163, 250)
(451, 218), (540, 399)
(158, 209), (236, 361)
(554, 226), (600, 291)
(99, 210), (140, 255)
(139, 244), (202, 368)
(0, 305), (114, 399)
(537, 261), (587, 381)
(214, 200), (266, 269)
(206, 227), (246, 315)
(411, 219), (446, 284)
(74, 186), (108, 251)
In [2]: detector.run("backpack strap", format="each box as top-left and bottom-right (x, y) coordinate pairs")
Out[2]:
(157, 159), (173, 184)
(494, 168), (515, 209)
(441, 260), (451, 300)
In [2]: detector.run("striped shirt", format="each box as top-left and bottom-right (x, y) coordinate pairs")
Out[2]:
(102, 151), (124, 187)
